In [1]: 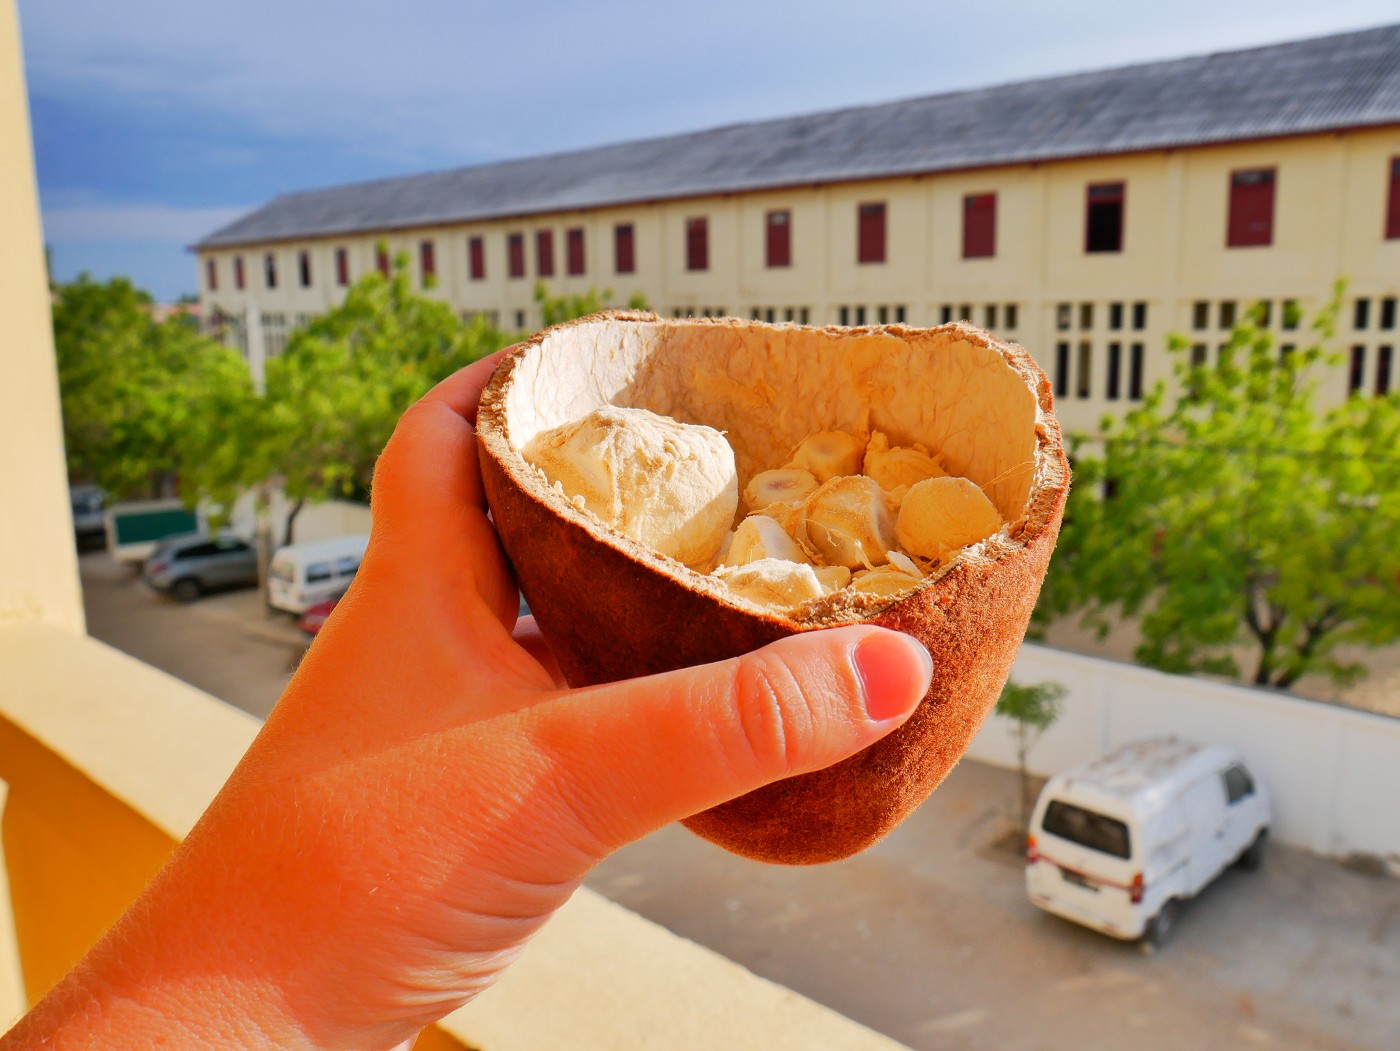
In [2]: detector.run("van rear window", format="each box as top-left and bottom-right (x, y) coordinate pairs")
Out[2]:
(1042, 801), (1131, 859)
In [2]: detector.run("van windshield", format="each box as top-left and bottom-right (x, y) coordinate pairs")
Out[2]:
(1042, 801), (1131, 859)
(269, 559), (294, 584)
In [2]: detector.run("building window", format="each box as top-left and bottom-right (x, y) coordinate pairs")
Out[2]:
(1354, 298), (1371, 330)
(1079, 302), (1094, 330)
(1055, 303), (1071, 331)
(1132, 302), (1148, 330)
(419, 241), (435, 284)
(233, 255), (245, 291)
(1350, 346), (1367, 394)
(1076, 341), (1092, 398)
(514, 309), (526, 330)
(1380, 297), (1397, 330)
(1054, 342), (1070, 398)
(1219, 301), (1237, 329)
(939, 305), (953, 324)
(1192, 301), (1209, 329)
(507, 233), (525, 279)
(614, 223), (635, 274)
(567, 228), (585, 276)
(766, 210), (791, 268)
(984, 304), (998, 329)
(298, 250), (312, 288)
(1282, 299), (1301, 329)
(1129, 343), (1145, 400)
(205, 258), (217, 291)
(335, 247), (349, 287)
(1386, 157), (1400, 240)
(1106, 342), (1122, 399)
(536, 230), (555, 278)
(376, 247), (390, 277)
(1005, 304), (1019, 329)
(1108, 302), (1123, 330)
(1191, 343), (1209, 368)
(1378, 346), (1394, 396)
(468, 237), (485, 281)
(1085, 182), (1125, 253)
(1254, 300), (1272, 327)
(857, 202), (886, 264)
(1228, 168), (1276, 247)
(686, 217), (708, 271)
(264, 253), (278, 289)
(962, 193), (996, 258)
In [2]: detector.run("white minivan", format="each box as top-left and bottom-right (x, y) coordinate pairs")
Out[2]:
(268, 535), (370, 614)
(1025, 737), (1271, 948)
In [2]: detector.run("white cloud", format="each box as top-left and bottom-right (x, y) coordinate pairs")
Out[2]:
(41, 203), (251, 242)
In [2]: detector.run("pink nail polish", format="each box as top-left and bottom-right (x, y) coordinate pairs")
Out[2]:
(853, 632), (933, 722)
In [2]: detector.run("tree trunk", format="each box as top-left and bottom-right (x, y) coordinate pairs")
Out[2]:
(1017, 729), (1032, 835)
(281, 497), (305, 548)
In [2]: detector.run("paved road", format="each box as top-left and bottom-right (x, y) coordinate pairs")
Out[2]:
(81, 552), (1400, 1051)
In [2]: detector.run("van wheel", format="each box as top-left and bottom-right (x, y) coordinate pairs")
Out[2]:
(171, 578), (202, 603)
(1144, 900), (1179, 950)
(1239, 829), (1268, 871)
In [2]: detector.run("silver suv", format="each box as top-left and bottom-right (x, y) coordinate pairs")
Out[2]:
(143, 534), (259, 602)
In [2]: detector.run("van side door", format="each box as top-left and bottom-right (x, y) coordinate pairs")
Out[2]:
(1181, 776), (1230, 895)
(1220, 762), (1262, 860)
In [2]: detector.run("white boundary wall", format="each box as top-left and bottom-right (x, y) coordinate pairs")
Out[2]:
(968, 642), (1400, 867)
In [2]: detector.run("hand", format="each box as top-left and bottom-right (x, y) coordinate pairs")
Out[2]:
(3, 349), (933, 1051)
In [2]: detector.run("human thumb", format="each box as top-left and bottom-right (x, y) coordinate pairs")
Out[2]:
(517, 625), (933, 857)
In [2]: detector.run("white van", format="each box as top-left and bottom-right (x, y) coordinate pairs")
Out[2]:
(1025, 737), (1270, 948)
(268, 535), (370, 613)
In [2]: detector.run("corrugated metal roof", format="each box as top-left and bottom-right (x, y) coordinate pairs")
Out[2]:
(196, 24), (1400, 249)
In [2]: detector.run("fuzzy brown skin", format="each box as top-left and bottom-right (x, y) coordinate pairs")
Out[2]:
(477, 313), (1068, 865)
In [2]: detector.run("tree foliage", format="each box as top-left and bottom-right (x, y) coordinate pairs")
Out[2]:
(53, 275), (255, 500)
(1037, 291), (1400, 689)
(533, 281), (649, 328)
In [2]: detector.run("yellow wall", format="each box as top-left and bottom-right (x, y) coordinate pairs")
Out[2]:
(200, 127), (1400, 435)
(0, 0), (83, 635)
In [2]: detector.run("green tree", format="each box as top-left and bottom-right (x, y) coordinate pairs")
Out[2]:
(533, 281), (649, 328)
(53, 275), (255, 500)
(995, 679), (1066, 832)
(239, 255), (510, 545)
(1037, 292), (1400, 689)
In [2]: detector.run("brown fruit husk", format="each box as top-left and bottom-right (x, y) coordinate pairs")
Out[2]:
(476, 312), (1069, 865)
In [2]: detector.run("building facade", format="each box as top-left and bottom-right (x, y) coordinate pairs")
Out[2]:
(196, 26), (1400, 432)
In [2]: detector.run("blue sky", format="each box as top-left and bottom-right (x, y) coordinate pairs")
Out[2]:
(20, 0), (1400, 302)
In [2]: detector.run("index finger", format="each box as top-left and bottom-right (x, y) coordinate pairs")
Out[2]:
(418, 345), (520, 423)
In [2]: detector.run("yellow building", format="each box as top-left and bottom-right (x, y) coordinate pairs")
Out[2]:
(196, 25), (1400, 430)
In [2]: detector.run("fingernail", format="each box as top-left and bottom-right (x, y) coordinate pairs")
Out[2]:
(853, 631), (934, 723)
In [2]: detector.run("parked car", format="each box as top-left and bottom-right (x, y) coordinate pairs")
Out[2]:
(1025, 737), (1271, 948)
(268, 535), (369, 614)
(142, 533), (259, 603)
(70, 484), (107, 546)
(298, 597), (338, 637)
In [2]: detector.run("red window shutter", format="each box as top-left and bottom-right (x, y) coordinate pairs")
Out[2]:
(614, 224), (635, 273)
(686, 217), (708, 271)
(1228, 168), (1276, 247)
(962, 193), (996, 258)
(376, 247), (390, 277)
(420, 240), (435, 279)
(335, 248), (349, 286)
(765, 210), (791, 268)
(536, 230), (554, 277)
(233, 256), (245, 290)
(567, 227), (585, 275)
(468, 237), (485, 280)
(206, 258), (217, 291)
(507, 234), (525, 278)
(1386, 157), (1400, 240)
(857, 203), (886, 263)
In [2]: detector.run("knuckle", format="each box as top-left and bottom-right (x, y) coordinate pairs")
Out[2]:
(726, 649), (821, 780)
